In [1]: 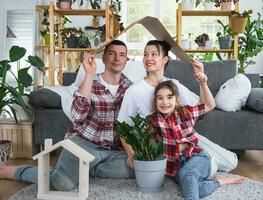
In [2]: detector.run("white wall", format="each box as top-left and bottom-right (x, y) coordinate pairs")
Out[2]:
(239, 0), (263, 74)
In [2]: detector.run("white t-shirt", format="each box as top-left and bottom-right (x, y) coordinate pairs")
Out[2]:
(117, 77), (199, 125)
(99, 75), (119, 97)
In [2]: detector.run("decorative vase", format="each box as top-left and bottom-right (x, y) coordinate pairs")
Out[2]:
(181, 39), (191, 49)
(59, 1), (71, 10)
(221, 2), (231, 11)
(204, 2), (214, 10)
(182, 0), (194, 10)
(133, 156), (167, 192)
(100, 0), (107, 9)
(92, 17), (100, 28)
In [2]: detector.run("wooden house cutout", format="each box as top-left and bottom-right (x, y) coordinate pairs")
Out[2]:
(33, 139), (95, 200)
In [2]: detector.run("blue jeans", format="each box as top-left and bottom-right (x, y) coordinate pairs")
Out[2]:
(176, 151), (220, 200)
(15, 135), (135, 191)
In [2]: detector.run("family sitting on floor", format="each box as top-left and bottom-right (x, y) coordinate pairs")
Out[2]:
(0, 40), (245, 199)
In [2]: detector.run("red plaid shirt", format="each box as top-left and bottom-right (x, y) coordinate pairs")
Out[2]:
(67, 74), (132, 149)
(149, 104), (205, 177)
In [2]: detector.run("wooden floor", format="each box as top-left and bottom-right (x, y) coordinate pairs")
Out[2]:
(0, 150), (263, 200)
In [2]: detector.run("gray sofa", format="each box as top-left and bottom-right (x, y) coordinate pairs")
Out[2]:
(29, 60), (263, 150)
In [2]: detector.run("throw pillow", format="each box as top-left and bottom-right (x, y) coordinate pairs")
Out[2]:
(215, 74), (251, 112)
(246, 88), (263, 112)
(29, 88), (62, 108)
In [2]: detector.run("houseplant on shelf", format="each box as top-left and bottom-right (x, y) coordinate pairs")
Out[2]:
(238, 12), (263, 73)
(214, 0), (239, 11)
(230, 9), (253, 33)
(116, 114), (167, 192)
(60, 27), (83, 48)
(194, 33), (211, 49)
(56, 0), (72, 9)
(0, 46), (44, 122)
(216, 19), (233, 49)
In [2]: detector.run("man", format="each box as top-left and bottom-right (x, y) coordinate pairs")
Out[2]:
(0, 40), (135, 191)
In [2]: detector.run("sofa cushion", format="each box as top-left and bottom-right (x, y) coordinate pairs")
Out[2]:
(214, 74), (251, 112)
(246, 88), (263, 112)
(29, 88), (62, 108)
(164, 60), (237, 96)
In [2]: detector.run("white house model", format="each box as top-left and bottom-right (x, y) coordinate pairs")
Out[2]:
(33, 139), (95, 200)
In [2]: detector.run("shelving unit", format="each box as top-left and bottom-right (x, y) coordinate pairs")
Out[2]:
(176, 2), (239, 60)
(35, 2), (117, 86)
(35, 5), (50, 88)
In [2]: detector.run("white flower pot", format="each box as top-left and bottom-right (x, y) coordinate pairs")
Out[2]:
(182, 0), (194, 10)
(133, 156), (167, 192)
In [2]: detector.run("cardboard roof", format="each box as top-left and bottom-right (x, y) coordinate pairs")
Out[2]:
(96, 16), (192, 63)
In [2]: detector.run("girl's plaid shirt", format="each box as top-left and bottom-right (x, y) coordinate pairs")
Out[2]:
(67, 74), (133, 149)
(149, 104), (205, 176)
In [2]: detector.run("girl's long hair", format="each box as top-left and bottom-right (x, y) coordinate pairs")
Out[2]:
(153, 80), (189, 120)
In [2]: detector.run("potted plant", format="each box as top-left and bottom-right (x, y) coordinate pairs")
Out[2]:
(214, 0), (239, 11)
(230, 9), (253, 33)
(40, 9), (50, 46)
(40, 9), (71, 46)
(194, 33), (211, 49)
(57, 0), (72, 10)
(60, 27), (83, 48)
(0, 46), (44, 122)
(116, 114), (167, 192)
(238, 12), (263, 73)
(216, 19), (233, 49)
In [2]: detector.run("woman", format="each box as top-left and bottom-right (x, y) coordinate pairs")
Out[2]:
(117, 40), (238, 174)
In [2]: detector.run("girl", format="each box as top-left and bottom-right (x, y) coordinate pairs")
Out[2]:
(149, 80), (245, 200)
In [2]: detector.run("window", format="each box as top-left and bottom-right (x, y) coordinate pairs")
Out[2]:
(5, 10), (35, 90)
(121, 1), (228, 60)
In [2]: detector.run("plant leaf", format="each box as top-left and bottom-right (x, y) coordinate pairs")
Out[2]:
(9, 46), (26, 62)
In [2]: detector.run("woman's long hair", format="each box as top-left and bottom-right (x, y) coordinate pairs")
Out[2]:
(153, 80), (189, 120)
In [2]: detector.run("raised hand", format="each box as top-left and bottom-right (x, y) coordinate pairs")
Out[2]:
(194, 72), (208, 83)
(191, 60), (204, 75)
(82, 52), (97, 75)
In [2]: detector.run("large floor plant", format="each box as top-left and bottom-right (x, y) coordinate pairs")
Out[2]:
(0, 46), (44, 122)
(238, 13), (263, 73)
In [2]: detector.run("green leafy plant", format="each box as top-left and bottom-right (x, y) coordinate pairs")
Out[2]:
(216, 19), (233, 38)
(40, 9), (71, 46)
(0, 46), (44, 121)
(238, 13), (263, 73)
(110, 0), (121, 14)
(231, 9), (253, 18)
(60, 27), (83, 47)
(194, 33), (209, 47)
(116, 114), (163, 161)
